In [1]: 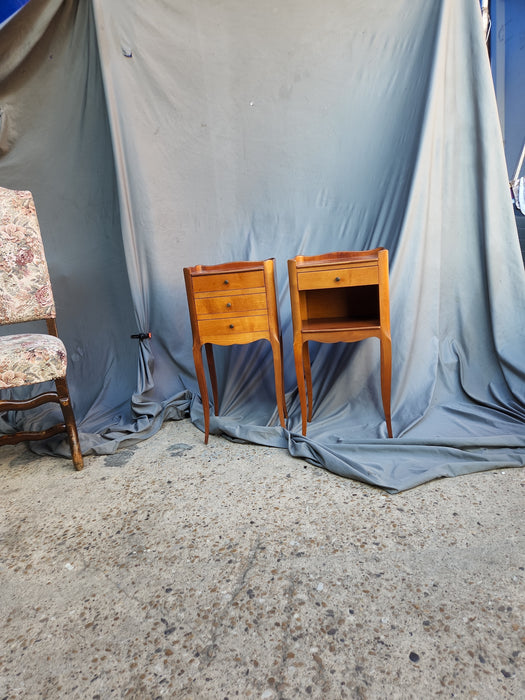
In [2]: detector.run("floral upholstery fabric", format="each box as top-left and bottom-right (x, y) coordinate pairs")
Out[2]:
(0, 334), (67, 388)
(0, 188), (68, 389)
(0, 187), (56, 324)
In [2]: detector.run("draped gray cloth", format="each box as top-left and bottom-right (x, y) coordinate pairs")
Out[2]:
(0, 0), (523, 491)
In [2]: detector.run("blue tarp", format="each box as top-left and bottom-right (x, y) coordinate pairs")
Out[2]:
(0, 0), (523, 490)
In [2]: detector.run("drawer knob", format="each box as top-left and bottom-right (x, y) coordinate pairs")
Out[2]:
(223, 279), (229, 285)
(229, 324), (234, 329)
(335, 276), (341, 282)
(226, 302), (232, 308)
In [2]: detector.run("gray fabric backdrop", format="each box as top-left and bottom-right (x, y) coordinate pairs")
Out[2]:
(0, 0), (523, 491)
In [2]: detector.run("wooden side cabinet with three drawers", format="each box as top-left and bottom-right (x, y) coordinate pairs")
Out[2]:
(184, 259), (287, 443)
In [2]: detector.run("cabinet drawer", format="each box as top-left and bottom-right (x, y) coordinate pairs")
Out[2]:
(192, 270), (265, 293)
(297, 265), (378, 291)
(197, 314), (269, 338)
(195, 292), (267, 316)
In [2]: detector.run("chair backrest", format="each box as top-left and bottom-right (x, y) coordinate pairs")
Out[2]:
(0, 187), (56, 324)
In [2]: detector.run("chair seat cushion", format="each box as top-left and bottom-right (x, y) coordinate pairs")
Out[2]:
(0, 334), (67, 388)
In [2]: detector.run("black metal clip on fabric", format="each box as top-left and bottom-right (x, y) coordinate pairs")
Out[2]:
(130, 332), (152, 341)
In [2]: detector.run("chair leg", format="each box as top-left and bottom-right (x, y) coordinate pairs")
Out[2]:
(379, 334), (393, 438)
(293, 337), (308, 436)
(303, 341), (313, 423)
(270, 337), (286, 429)
(194, 344), (211, 444)
(204, 343), (219, 416)
(55, 377), (84, 471)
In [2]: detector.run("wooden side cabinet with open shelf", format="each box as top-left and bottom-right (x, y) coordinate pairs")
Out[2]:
(288, 248), (392, 437)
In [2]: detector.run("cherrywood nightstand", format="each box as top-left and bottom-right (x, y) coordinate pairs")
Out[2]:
(288, 248), (392, 437)
(184, 259), (287, 443)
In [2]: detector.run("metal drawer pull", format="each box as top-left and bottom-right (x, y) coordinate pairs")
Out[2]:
(335, 276), (341, 282)
(229, 324), (234, 329)
(226, 302), (232, 308)
(224, 279), (229, 285)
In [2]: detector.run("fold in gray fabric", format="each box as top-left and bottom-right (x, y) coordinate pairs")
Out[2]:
(0, 0), (523, 490)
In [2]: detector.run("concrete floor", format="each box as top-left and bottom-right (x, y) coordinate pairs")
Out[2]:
(0, 418), (523, 699)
